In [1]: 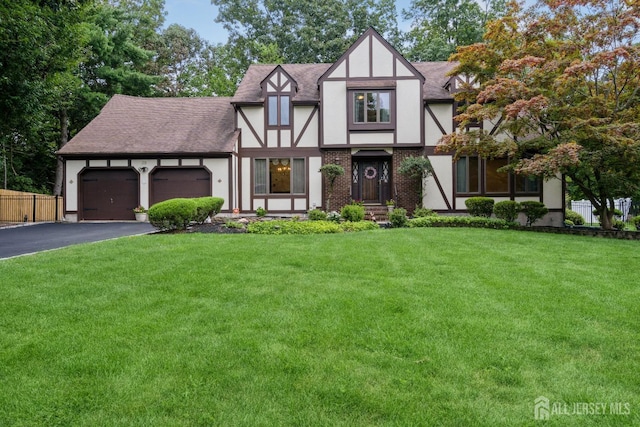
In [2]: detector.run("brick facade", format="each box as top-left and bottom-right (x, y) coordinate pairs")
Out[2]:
(321, 148), (424, 215)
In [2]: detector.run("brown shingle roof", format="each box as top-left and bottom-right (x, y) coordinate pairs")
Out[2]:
(411, 62), (459, 101)
(232, 63), (332, 104)
(233, 62), (457, 105)
(58, 95), (237, 156)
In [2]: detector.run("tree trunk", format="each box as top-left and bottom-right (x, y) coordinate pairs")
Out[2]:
(53, 109), (68, 196)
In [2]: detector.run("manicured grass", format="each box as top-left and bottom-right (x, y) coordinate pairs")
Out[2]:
(1, 228), (639, 426)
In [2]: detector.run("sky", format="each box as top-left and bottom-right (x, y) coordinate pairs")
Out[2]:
(163, 0), (415, 45)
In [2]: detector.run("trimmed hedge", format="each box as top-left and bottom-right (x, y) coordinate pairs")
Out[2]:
(148, 198), (198, 231)
(520, 201), (548, 226)
(465, 197), (495, 218)
(408, 215), (515, 229)
(340, 221), (379, 232)
(194, 197), (224, 224)
(340, 204), (365, 222)
(565, 209), (585, 226)
(389, 207), (408, 228)
(493, 200), (520, 222)
(308, 209), (328, 221)
(413, 207), (438, 218)
(246, 220), (379, 235)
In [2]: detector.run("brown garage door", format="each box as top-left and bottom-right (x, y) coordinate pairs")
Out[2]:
(150, 168), (211, 205)
(81, 169), (138, 220)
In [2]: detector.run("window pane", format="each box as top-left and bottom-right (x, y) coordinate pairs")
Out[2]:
(367, 93), (377, 122)
(270, 158), (290, 193)
(517, 176), (540, 193)
(254, 159), (267, 194)
(280, 96), (290, 126)
(292, 158), (305, 194)
(379, 92), (390, 122)
(485, 158), (509, 193)
(456, 157), (467, 193)
(354, 93), (365, 122)
(469, 157), (479, 193)
(268, 96), (278, 126)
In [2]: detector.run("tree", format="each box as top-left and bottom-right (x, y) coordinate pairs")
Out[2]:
(402, 0), (506, 61)
(211, 0), (400, 66)
(319, 164), (345, 211)
(398, 155), (433, 208)
(438, 0), (640, 230)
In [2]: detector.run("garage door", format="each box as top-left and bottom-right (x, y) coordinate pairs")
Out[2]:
(150, 168), (211, 205)
(81, 169), (138, 220)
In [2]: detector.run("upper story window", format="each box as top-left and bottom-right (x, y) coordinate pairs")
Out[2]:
(268, 95), (290, 127)
(347, 84), (395, 131)
(262, 66), (296, 129)
(354, 92), (390, 124)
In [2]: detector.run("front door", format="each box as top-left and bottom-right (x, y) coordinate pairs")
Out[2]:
(353, 159), (391, 204)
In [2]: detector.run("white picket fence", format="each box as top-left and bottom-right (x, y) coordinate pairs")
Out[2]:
(569, 198), (632, 224)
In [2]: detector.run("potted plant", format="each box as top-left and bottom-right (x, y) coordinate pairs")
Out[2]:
(133, 205), (147, 222)
(386, 199), (395, 212)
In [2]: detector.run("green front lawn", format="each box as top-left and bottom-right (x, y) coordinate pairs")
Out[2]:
(1, 229), (638, 426)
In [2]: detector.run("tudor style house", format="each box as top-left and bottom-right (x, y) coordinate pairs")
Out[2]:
(58, 28), (564, 225)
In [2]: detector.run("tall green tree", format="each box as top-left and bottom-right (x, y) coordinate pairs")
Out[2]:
(211, 0), (400, 66)
(438, 0), (640, 230)
(402, 0), (505, 61)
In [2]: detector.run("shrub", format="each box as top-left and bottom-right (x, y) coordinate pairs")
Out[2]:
(193, 197), (224, 224)
(327, 211), (341, 223)
(565, 209), (585, 226)
(413, 207), (437, 218)
(308, 209), (327, 221)
(389, 207), (408, 228)
(340, 221), (379, 232)
(340, 203), (365, 222)
(465, 197), (495, 217)
(564, 219), (575, 227)
(408, 215), (514, 230)
(148, 198), (197, 231)
(613, 219), (626, 230)
(247, 220), (341, 235)
(632, 216), (640, 229)
(520, 201), (548, 226)
(256, 207), (267, 217)
(493, 201), (520, 222)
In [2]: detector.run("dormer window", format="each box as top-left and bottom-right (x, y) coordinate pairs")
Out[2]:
(268, 95), (290, 127)
(262, 66), (295, 129)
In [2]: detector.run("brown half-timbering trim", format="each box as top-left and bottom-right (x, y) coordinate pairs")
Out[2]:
(430, 168), (452, 210)
(237, 107), (264, 147)
(489, 115), (504, 136)
(425, 104), (447, 136)
(294, 106), (318, 147)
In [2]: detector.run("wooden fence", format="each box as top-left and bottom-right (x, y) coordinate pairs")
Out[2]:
(0, 189), (64, 223)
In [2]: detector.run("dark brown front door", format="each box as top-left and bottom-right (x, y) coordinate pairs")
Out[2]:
(361, 161), (380, 203)
(150, 168), (211, 205)
(352, 159), (391, 204)
(81, 169), (138, 220)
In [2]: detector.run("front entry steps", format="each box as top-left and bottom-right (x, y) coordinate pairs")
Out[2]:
(363, 204), (392, 222)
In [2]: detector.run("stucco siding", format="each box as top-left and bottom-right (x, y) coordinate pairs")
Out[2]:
(350, 132), (394, 145)
(308, 156), (323, 209)
(424, 156), (453, 210)
(294, 107), (319, 148)
(239, 107), (263, 148)
(203, 158), (230, 210)
(396, 80), (422, 144)
(348, 37), (370, 77)
(322, 81), (347, 145)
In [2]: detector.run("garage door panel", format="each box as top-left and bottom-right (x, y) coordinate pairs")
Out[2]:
(150, 168), (211, 205)
(81, 169), (138, 220)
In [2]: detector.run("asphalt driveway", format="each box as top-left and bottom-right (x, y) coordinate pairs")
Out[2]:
(0, 222), (156, 259)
